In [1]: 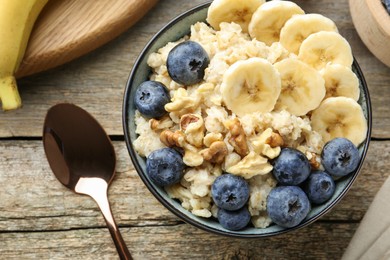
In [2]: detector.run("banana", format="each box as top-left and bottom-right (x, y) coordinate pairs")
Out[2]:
(207, 0), (265, 33)
(274, 58), (325, 116)
(280, 13), (338, 54)
(298, 31), (353, 70)
(320, 64), (360, 101)
(0, 0), (48, 110)
(311, 97), (367, 146)
(248, 1), (304, 46)
(221, 57), (281, 116)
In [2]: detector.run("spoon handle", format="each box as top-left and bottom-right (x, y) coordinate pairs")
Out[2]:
(100, 203), (133, 260)
(76, 178), (132, 260)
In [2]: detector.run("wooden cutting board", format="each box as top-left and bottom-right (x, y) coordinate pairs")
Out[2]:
(15, 0), (159, 78)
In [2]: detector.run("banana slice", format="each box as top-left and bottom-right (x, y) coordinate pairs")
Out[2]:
(274, 58), (325, 116)
(280, 13), (338, 54)
(207, 0), (265, 33)
(221, 57), (281, 116)
(298, 31), (353, 70)
(311, 97), (367, 146)
(320, 64), (360, 101)
(248, 1), (304, 46)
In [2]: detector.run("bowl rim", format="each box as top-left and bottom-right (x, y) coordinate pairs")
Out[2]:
(122, 1), (372, 238)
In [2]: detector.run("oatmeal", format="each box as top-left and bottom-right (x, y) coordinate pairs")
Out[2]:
(133, 0), (367, 230)
(134, 21), (322, 228)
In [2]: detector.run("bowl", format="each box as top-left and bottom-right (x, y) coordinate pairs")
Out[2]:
(123, 1), (372, 237)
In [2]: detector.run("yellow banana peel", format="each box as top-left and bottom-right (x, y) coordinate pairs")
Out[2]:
(0, 0), (49, 111)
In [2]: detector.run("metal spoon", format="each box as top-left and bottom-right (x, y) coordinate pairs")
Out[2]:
(42, 103), (132, 260)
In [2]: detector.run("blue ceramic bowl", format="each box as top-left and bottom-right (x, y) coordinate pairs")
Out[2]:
(123, 2), (372, 237)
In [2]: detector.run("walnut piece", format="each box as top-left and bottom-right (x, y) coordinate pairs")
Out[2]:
(164, 88), (200, 113)
(183, 149), (204, 167)
(200, 141), (228, 164)
(226, 151), (273, 179)
(150, 118), (160, 131)
(203, 132), (223, 147)
(224, 152), (242, 170)
(180, 114), (200, 131)
(266, 132), (284, 148)
(182, 141), (204, 167)
(159, 130), (185, 147)
(180, 114), (205, 148)
(251, 128), (282, 159)
(160, 129), (204, 166)
(224, 118), (249, 157)
(150, 116), (174, 131)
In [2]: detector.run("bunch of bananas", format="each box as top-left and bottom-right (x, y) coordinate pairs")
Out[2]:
(0, 0), (48, 111)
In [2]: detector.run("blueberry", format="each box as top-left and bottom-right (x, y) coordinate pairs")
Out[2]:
(146, 148), (185, 187)
(217, 207), (251, 231)
(272, 148), (311, 185)
(167, 41), (210, 85)
(321, 138), (360, 177)
(382, 0), (390, 14)
(134, 81), (170, 118)
(303, 171), (336, 204)
(211, 174), (249, 211)
(267, 186), (311, 228)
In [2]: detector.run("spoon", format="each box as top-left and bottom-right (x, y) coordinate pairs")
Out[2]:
(42, 103), (132, 260)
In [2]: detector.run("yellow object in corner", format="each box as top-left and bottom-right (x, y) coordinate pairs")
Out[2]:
(0, 0), (48, 110)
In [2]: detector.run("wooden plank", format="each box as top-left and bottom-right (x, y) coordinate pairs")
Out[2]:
(0, 222), (358, 259)
(1, 1), (388, 259)
(0, 140), (388, 231)
(0, 0), (389, 138)
(0, 140), (174, 231)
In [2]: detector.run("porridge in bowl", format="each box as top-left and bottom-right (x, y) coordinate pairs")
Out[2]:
(130, 0), (368, 231)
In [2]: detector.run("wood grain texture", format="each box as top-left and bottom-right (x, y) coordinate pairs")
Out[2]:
(0, 0), (389, 138)
(15, 0), (159, 78)
(0, 223), (359, 259)
(349, 0), (390, 67)
(0, 0), (390, 259)
(0, 140), (388, 231)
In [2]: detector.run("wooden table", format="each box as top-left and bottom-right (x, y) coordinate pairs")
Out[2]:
(1, 0), (389, 259)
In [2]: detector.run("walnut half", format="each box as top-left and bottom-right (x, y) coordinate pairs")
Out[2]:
(180, 114), (200, 131)
(200, 141), (228, 164)
(225, 118), (249, 157)
(150, 116), (174, 131)
(160, 130), (185, 148)
(180, 114), (205, 148)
